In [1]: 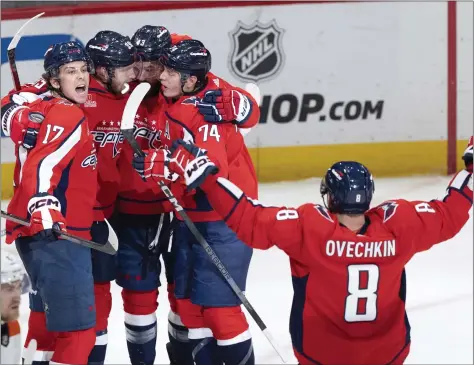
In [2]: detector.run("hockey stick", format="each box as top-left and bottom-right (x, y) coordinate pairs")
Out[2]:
(0, 210), (118, 255)
(121, 83), (287, 363)
(7, 12), (45, 91)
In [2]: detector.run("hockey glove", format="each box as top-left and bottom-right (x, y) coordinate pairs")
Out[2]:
(168, 139), (219, 191)
(1, 93), (45, 150)
(132, 149), (179, 182)
(27, 193), (67, 241)
(197, 89), (252, 125)
(462, 136), (473, 173)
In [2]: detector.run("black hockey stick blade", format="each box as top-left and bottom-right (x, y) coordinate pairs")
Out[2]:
(7, 12), (45, 90)
(1, 210), (118, 255)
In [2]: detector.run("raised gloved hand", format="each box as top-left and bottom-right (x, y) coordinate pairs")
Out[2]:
(168, 139), (219, 190)
(462, 136), (473, 173)
(27, 193), (67, 241)
(132, 148), (178, 182)
(197, 89), (252, 124)
(1, 93), (45, 150)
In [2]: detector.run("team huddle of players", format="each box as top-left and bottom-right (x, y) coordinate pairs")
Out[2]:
(1, 23), (473, 365)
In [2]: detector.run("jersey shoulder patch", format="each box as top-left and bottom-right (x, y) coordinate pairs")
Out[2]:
(377, 201), (399, 222)
(314, 204), (334, 222)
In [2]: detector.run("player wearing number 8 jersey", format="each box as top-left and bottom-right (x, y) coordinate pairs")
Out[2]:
(159, 139), (473, 365)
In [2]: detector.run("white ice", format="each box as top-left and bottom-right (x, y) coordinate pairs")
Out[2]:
(1, 175), (473, 364)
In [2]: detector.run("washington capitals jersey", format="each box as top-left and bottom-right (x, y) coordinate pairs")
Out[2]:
(197, 170), (473, 364)
(116, 96), (169, 216)
(82, 77), (143, 220)
(149, 76), (258, 222)
(6, 97), (97, 242)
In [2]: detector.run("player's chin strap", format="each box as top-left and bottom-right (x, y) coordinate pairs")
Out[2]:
(181, 75), (208, 96)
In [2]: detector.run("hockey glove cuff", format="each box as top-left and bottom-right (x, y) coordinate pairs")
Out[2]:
(27, 194), (67, 241)
(168, 139), (219, 191)
(462, 136), (473, 173)
(198, 89), (252, 125)
(2, 95), (45, 150)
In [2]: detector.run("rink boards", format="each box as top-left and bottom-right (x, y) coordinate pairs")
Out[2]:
(1, 1), (472, 197)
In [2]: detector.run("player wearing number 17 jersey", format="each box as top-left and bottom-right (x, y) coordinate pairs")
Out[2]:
(163, 139), (473, 365)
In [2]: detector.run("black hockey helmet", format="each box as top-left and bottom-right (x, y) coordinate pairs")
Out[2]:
(86, 30), (137, 68)
(320, 161), (374, 214)
(160, 40), (211, 84)
(132, 25), (171, 61)
(43, 41), (94, 77)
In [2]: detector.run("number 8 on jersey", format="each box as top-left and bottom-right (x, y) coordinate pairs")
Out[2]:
(344, 264), (379, 322)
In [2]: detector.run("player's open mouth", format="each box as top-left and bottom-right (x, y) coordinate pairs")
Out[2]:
(75, 85), (87, 94)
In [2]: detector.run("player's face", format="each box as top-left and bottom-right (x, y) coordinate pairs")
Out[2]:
(159, 66), (182, 98)
(0, 281), (22, 322)
(111, 63), (141, 94)
(138, 61), (163, 86)
(54, 61), (90, 104)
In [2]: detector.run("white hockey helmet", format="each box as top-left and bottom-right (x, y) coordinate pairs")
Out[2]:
(1, 250), (31, 294)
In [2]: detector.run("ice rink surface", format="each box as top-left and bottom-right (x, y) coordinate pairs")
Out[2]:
(2, 175), (473, 364)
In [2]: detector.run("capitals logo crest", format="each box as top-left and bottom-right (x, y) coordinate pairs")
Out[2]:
(228, 20), (285, 83)
(379, 201), (399, 222)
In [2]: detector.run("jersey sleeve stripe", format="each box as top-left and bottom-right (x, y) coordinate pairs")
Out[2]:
(165, 112), (195, 140)
(36, 117), (84, 193)
(18, 146), (28, 184)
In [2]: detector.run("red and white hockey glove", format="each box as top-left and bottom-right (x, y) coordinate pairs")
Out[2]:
(197, 89), (252, 125)
(462, 136), (473, 173)
(132, 149), (179, 182)
(168, 139), (219, 191)
(27, 194), (67, 241)
(1, 93), (45, 150)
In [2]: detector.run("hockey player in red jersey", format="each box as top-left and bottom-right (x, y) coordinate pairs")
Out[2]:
(0, 41), (98, 365)
(160, 138), (473, 365)
(168, 35), (260, 130)
(130, 29), (260, 365)
(83, 30), (141, 365)
(108, 25), (174, 365)
(133, 40), (259, 365)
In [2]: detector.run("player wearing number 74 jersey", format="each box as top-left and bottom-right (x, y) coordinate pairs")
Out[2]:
(160, 139), (473, 365)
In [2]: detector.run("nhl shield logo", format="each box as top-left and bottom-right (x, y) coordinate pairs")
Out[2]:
(228, 20), (285, 83)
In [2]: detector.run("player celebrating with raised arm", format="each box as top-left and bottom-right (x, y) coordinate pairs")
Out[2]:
(83, 30), (141, 365)
(152, 137), (473, 365)
(132, 40), (259, 365)
(1, 41), (98, 365)
(1, 251), (31, 365)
